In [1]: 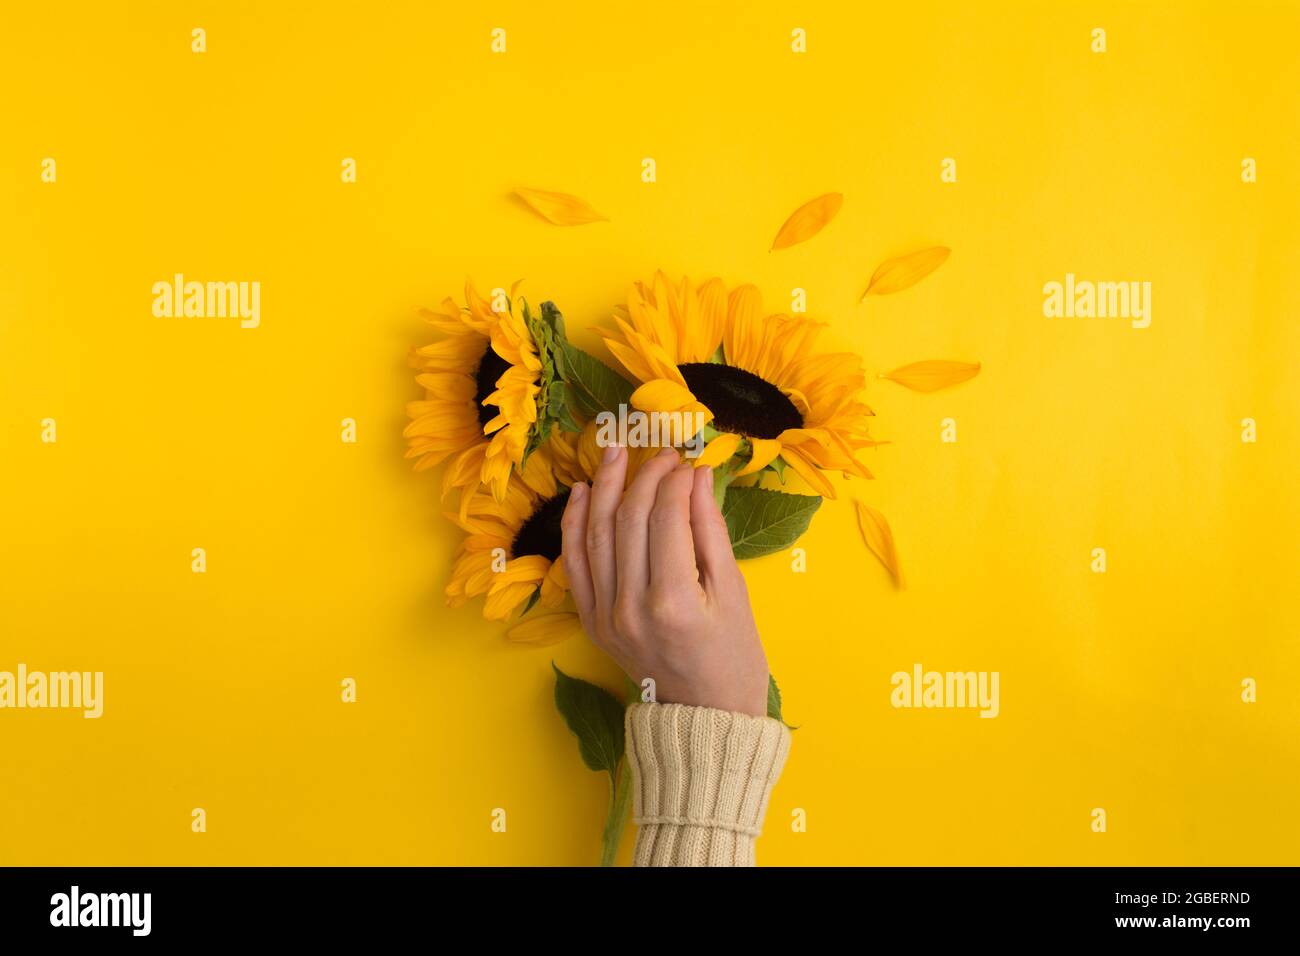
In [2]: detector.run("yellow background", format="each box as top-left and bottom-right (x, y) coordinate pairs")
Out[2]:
(2, 1), (1297, 865)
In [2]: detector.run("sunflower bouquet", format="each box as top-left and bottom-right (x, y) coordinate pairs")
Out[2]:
(404, 190), (980, 864)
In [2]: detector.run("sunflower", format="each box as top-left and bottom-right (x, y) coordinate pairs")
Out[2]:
(445, 472), (574, 621)
(600, 272), (876, 497)
(404, 282), (560, 510)
(444, 422), (655, 634)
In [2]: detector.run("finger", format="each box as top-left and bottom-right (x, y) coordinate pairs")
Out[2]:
(560, 481), (595, 630)
(689, 466), (739, 592)
(648, 461), (702, 595)
(585, 444), (628, 621)
(614, 447), (681, 605)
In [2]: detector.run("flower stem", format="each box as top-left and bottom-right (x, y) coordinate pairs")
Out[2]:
(600, 761), (634, 867)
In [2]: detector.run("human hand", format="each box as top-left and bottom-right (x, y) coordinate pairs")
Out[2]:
(560, 445), (770, 717)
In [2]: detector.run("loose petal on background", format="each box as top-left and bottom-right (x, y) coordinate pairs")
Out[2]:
(514, 187), (608, 226)
(881, 360), (981, 392)
(506, 611), (585, 646)
(770, 193), (844, 250)
(853, 500), (901, 586)
(861, 246), (950, 298)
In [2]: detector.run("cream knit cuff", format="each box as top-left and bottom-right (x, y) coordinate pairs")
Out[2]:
(624, 702), (791, 867)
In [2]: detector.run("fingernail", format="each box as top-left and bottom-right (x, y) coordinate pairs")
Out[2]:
(570, 482), (586, 501)
(705, 466), (714, 491)
(602, 444), (619, 463)
(657, 446), (676, 458)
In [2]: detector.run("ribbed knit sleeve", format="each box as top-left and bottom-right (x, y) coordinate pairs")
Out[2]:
(624, 702), (791, 866)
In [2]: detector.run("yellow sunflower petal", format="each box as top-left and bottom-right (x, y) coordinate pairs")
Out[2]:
(770, 192), (844, 251)
(735, 437), (782, 476)
(724, 284), (764, 370)
(692, 278), (728, 362)
(491, 554), (552, 587)
(514, 187), (608, 226)
(517, 446), (559, 498)
(540, 560), (570, 607)
(694, 432), (743, 468)
(631, 379), (698, 413)
(483, 581), (539, 620)
(442, 444), (487, 499)
(861, 246), (951, 299)
(602, 336), (659, 384)
(464, 282), (499, 324)
(779, 445), (837, 498)
(781, 386), (813, 419)
(627, 328), (689, 384)
(464, 560), (500, 596)
(853, 500), (902, 586)
(881, 360), (981, 393)
(418, 298), (472, 334)
(649, 271), (682, 360)
(506, 612), (585, 646)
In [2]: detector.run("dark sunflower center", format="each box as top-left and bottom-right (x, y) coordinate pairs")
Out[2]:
(473, 347), (511, 429)
(511, 490), (570, 563)
(677, 363), (803, 440)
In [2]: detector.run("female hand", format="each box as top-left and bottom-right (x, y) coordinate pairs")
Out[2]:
(560, 445), (770, 717)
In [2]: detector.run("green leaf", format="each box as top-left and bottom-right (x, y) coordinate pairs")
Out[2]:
(552, 383), (585, 433)
(767, 674), (783, 721)
(519, 301), (574, 463)
(622, 675), (642, 706)
(721, 486), (822, 559)
(558, 341), (634, 416)
(552, 663), (625, 776)
(767, 674), (797, 730)
(539, 300), (567, 338)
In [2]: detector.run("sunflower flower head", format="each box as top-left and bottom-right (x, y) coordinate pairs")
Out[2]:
(444, 419), (660, 630)
(601, 272), (878, 498)
(405, 281), (582, 510)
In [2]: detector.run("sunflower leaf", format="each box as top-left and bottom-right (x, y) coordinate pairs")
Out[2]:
(622, 675), (642, 706)
(767, 674), (783, 721)
(721, 485), (821, 559)
(557, 341), (635, 417)
(766, 674), (797, 729)
(552, 384), (585, 433)
(552, 663), (625, 776)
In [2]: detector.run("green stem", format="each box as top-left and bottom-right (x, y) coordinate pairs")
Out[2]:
(599, 760), (634, 867)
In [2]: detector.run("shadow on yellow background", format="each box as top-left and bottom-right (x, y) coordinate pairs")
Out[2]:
(2, 1), (1297, 864)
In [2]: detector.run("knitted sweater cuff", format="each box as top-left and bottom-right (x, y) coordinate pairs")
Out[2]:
(624, 702), (791, 866)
